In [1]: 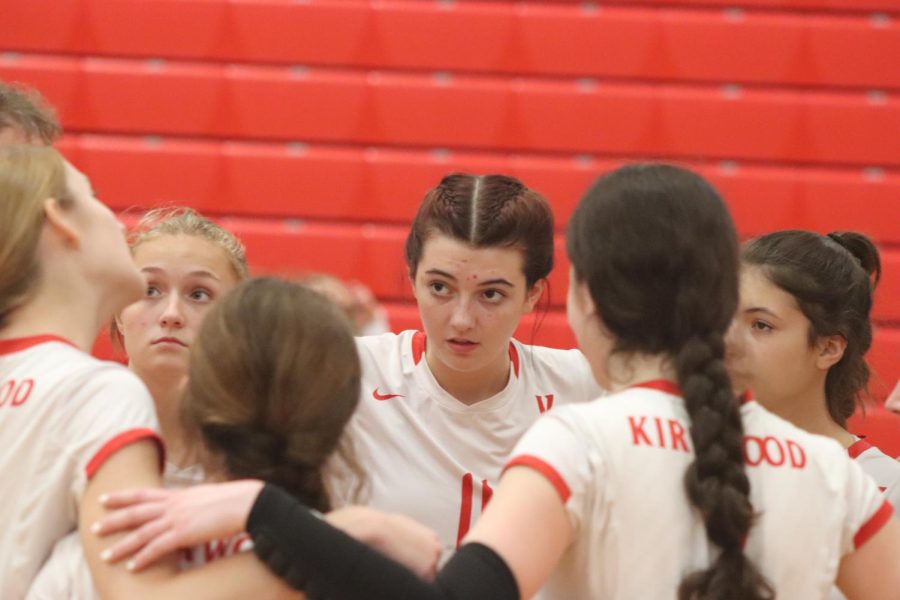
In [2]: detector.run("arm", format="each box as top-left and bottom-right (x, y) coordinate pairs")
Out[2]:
(82, 441), (302, 600)
(836, 516), (900, 600)
(244, 466), (570, 599)
(95, 469), (570, 599)
(94, 481), (442, 580)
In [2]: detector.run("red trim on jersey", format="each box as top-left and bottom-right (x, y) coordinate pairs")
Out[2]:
(854, 500), (894, 550)
(631, 379), (681, 396)
(504, 455), (571, 503)
(85, 428), (165, 480)
(848, 439), (873, 459)
(0, 334), (77, 356)
(509, 342), (520, 378)
(412, 331), (427, 365)
(738, 390), (755, 406)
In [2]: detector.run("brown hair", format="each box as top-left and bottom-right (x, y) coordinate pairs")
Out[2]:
(0, 145), (70, 329)
(742, 230), (881, 427)
(110, 207), (249, 350)
(567, 163), (772, 600)
(404, 173), (554, 289)
(184, 277), (364, 511)
(0, 82), (62, 144)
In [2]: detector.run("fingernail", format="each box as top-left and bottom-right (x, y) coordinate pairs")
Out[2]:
(126, 560), (136, 571)
(90, 522), (101, 534)
(100, 549), (112, 562)
(99, 494), (109, 504)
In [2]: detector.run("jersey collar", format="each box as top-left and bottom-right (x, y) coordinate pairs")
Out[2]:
(408, 331), (523, 412)
(848, 439), (873, 459)
(629, 379), (680, 395)
(0, 334), (77, 356)
(629, 380), (755, 406)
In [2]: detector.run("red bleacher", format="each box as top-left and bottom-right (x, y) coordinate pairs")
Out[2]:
(1, 1), (898, 88)
(3, 54), (899, 165)
(6, 0), (900, 454)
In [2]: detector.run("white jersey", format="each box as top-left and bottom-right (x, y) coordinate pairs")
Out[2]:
(509, 380), (894, 600)
(342, 330), (601, 555)
(0, 335), (162, 599)
(849, 439), (900, 515)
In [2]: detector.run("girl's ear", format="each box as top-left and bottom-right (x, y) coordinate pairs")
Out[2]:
(522, 279), (546, 314)
(43, 197), (81, 249)
(815, 334), (847, 371)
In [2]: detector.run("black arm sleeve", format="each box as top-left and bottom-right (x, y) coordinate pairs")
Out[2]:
(246, 483), (520, 600)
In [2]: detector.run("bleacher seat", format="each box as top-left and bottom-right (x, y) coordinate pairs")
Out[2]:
(2, 1), (897, 88)
(3, 54), (899, 165)
(56, 134), (900, 241)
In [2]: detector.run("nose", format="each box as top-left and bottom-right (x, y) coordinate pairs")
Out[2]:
(159, 294), (185, 328)
(724, 319), (742, 360)
(448, 297), (475, 332)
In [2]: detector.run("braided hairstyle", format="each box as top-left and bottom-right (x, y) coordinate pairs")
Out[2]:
(184, 277), (364, 512)
(405, 173), (554, 288)
(742, 230), (881, 427)
(566, 163), (772, 600)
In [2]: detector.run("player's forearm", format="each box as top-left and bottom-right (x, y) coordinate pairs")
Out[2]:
(247, 483), (520, 600)
(110, 553), (303, 600)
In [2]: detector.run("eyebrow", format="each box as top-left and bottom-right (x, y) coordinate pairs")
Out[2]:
(424, 268), (515, 287)
(744, 306), (780, 319)
(140, 266), (221, 281)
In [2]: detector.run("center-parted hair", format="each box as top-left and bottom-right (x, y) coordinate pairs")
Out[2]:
(183, 277), (364, 512)
(404, 173), (554, 288)
(742, 230), (881, 427)
(567, 163), (773, 600)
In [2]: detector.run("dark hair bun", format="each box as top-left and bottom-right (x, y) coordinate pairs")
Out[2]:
(827, 231), (881, 287)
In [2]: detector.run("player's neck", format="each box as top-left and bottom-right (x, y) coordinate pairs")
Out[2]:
(760, 388), (856, 448)
(603, 351), (677, 393)
(426, 348), (510, 406)
(0, 284), (103, 352)
(138, 369), (195, 467)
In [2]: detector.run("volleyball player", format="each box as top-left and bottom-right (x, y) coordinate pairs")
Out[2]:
(337, 173), (601, 554)
(727, 230), (900, 511)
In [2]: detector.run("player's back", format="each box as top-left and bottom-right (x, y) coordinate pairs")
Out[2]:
(0, 336), (159, 599)
(512, 382), (891, 599)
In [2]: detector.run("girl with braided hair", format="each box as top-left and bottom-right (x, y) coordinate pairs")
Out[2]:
(95, 163), (900, 599)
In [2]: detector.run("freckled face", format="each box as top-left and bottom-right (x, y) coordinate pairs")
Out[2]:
(117, 235), (240, 378)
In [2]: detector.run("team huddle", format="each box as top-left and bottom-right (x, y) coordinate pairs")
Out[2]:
(1, 82), (899, 599)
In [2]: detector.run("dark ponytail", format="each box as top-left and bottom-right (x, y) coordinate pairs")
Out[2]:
(567, 163), (772, 600)
(743, 230), (880, 427)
